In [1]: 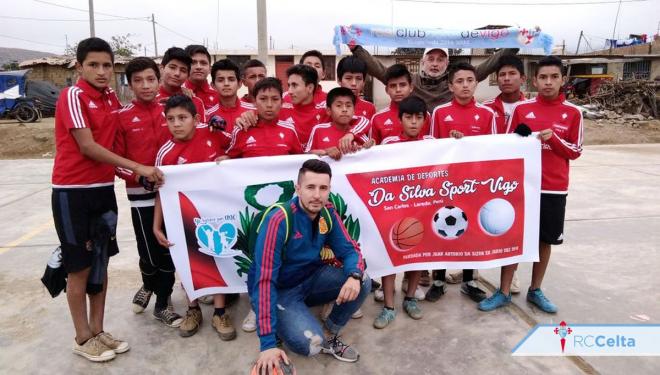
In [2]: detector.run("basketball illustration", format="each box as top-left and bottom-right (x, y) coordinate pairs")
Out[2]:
(391, 217), (425, 251)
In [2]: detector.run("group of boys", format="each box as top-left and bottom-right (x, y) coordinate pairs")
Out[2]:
(51, 36), (582, 366)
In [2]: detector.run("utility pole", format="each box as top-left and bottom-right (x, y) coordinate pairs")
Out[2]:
(151, 13), (158, 57)
(566, 31), (583, 78)
(609, 0), (623, 55)
(257, 0), (268, 63)
(88, 0), (95, 37)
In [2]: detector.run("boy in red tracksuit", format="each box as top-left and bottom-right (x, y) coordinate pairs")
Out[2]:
(427, 63), (496, 304)
(483, 55), (527, 135)
(337, 56), (376, 119)
(152, 95), (238, 341)
(283, 49), (328, 105)
(481, 55), (528, 295)
(156, 47), (207, 123)
(373, 96), (433, 329)
(183, 44), (218, 116)
(52, 38), (162, 363)
(207, 58), (255, 143)
(240, 59), (267, 104)
(305, 87), (372, 160)
(371, 64), (431, 145)
(221, 77), (303, 159)
(480, 56), (583, 313)
(279, 64), (329, 145)
(114, 57), (182, 328)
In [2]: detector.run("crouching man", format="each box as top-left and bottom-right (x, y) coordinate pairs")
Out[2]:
(249, 159), (371, 373)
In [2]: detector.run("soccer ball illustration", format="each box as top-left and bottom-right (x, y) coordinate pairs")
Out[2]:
(432, 206), (468, 239)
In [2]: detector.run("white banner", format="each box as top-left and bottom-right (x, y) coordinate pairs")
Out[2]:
(159, 134), (541, 300)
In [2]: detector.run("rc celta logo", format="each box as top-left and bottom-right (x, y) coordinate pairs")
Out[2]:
(512, 324), (660, 356)
(554, 321), (572, 353)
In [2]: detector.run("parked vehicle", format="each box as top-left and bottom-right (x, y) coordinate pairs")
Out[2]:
(0, 70), (43, 122)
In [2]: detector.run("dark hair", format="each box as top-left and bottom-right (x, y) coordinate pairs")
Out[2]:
(298, 159), (332, 182)
(241, 59), (266, 77)
(211, 59), (240, 81)
(336, 56), (367, 81)
(448, 62), (477, 82)
(164, 94), (197, 116)
(536, 56), (565, 76)
(496, 55), (525, 76)
(161, 47), (192, 71)
(398, 95), (427, 119)
(326, 87), (356, 107)
(252, 77), (283, 98)
(125, 57), (160, 83)
(299, 50), (324, 71)
(76, 37), (114, 64)
(184, 44), (211, 64)
(286, 64), (318, 89)
(384, 64), (412, 84)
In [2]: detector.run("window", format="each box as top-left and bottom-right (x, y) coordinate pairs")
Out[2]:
(395, 57), (420, 75)
(623, 60), (650, 80)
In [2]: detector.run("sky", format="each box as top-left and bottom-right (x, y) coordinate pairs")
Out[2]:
(1, 0), (658, 56)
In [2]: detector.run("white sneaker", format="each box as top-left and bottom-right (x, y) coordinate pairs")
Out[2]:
(242, 309), (257, 332)
(374, 287), (384, 302)
(511, 272), (521, 294)
(351, 308), (363, 319)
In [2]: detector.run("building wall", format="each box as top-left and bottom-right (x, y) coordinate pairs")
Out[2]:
(25, 65), (76, 89)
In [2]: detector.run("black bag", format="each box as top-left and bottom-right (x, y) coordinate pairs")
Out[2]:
(40, 246), (67, 298)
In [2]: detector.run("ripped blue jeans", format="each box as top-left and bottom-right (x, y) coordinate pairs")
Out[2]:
(258, 265), (371, 356)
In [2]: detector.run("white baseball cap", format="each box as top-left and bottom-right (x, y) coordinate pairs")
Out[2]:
(423, 47), (449, 57)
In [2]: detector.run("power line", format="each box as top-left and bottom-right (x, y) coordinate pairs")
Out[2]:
(0, 33), (65, 48)
(397, 0), (651, 5)
(33, 0), (147, 20)
(0, 15), (149, 22)
(155, 22), (197, 43)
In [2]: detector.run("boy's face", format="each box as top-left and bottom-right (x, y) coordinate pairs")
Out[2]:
(295, 171), (330, 216)
(339, 72), (365, 96)
(165, 106), (198, 141)
(533, 66), (564, 99)
(302, 56), (325, 81)
(385, 76), (413, 103)
(213, 70), (240, 99)
(76, 51), (113, 90)
(287, 74), (314, 105)
(160, 59), (189, 89)
(401, 112), (425, 138)
(327, 96), (355, 126)
(242, 66), (267, 96)
(190, 53), (210, 84)
(497, 65), (525, 94)
(448, 70), (477, 102)
(129, 68), (159, 103)
(255, 87), (282, 121)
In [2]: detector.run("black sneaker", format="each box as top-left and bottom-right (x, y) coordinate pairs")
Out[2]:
(461, 280), (487, 302)
(370, 278), (381, 291)
(425, 281), (447, 302)
(321, 335), (359, 362)
(132, 285), (152, 313)
(153, 306), (183, 328)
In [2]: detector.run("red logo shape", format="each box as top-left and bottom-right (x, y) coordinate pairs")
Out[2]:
(554, 321), (573, 353)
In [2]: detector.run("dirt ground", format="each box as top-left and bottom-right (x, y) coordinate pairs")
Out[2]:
(1, 116), (659, 159)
